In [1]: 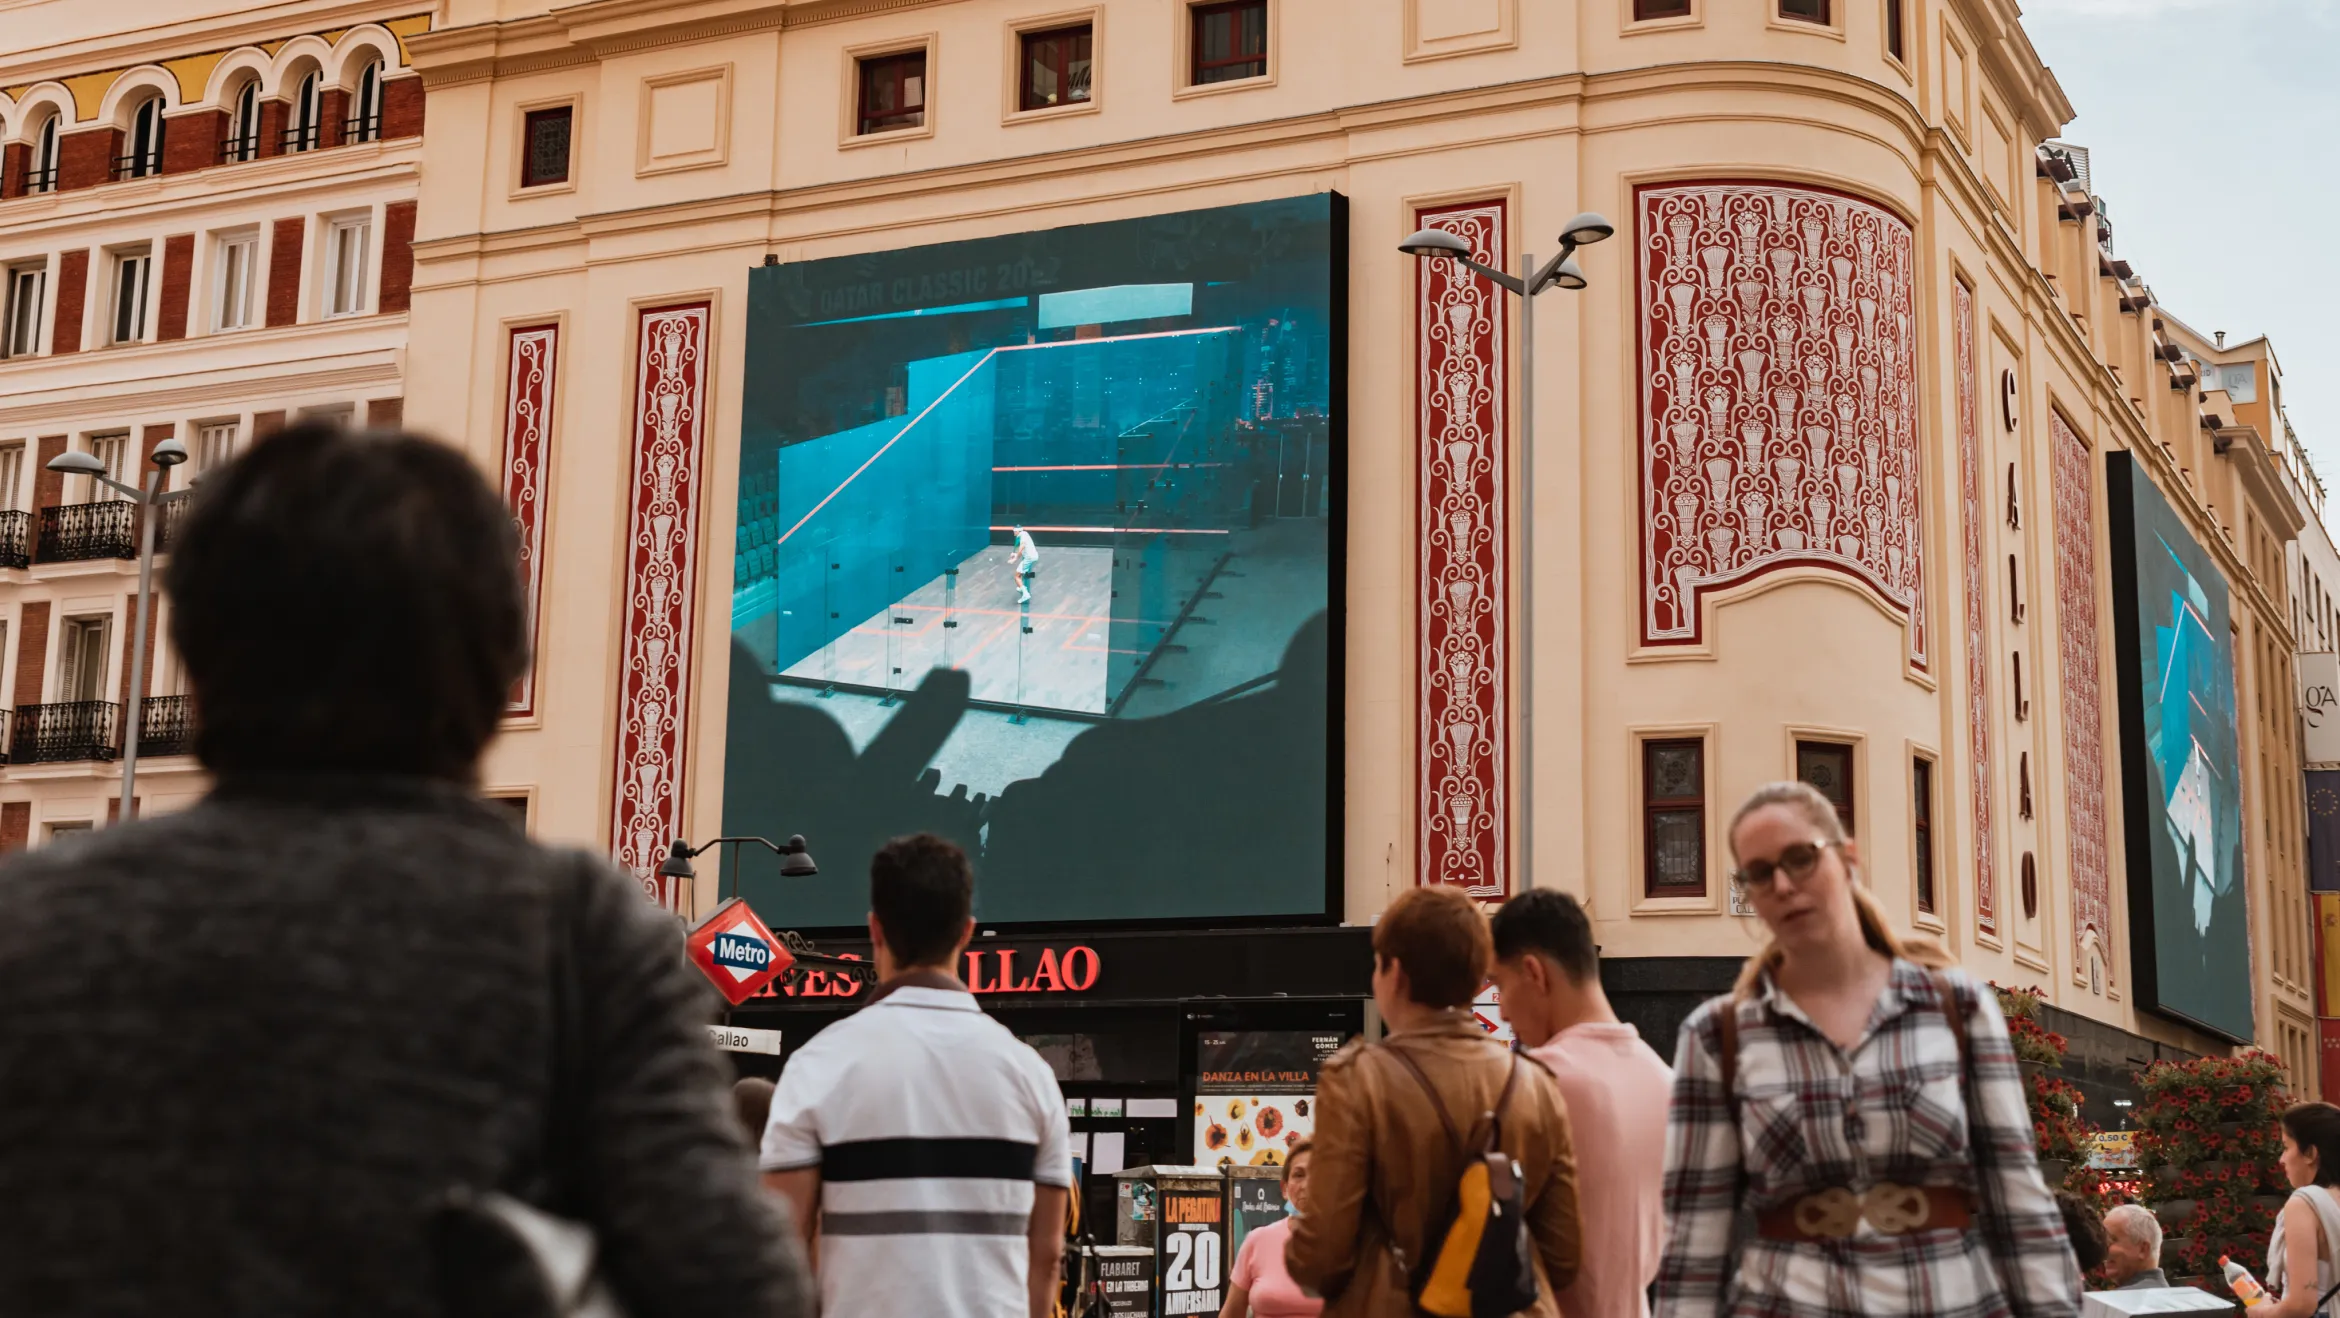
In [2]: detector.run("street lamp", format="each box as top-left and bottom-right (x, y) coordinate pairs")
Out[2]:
(661, 833), (875, 989)
(48, 438), (190, 824)
(1398, 212), (1612, 893)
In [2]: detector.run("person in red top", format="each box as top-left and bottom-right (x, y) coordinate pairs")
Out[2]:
(1220, 1139), (1322, 1318)
(1489, 890), (1673, 1318)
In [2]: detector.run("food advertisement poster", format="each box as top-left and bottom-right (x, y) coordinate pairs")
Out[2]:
(1194, 1030), (1343, 1167)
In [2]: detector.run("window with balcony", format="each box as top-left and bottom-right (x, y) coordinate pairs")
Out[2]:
(58, 616), (110, 704)
(4, 265), (43, 358)
(0, 442), (22, 512)
(1642, 737), (1707, 896)
(324, 217), (371, 317)
(1796, 740), (1856, 835)
(348, 60), (385, 144)
(0, 440), (24, 569)
(28, 114), (59, 194)
(287, 71), (322, 153)
(1632, 0), (1693, 18)
(1019, 24), (1094, 111)
(224, 80), (261, 163)
(1190, 1), (1267, 84)
(109, 250), (152, 345)
(120, 97), (166, 180)
(856, 50), (928, 135)
(521, 106), (573, 188)
(214, 232), (257, 331)
(1778, 0), (1829, 22)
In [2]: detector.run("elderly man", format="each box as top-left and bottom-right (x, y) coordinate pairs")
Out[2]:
(2103, 1204), (2169, 1290)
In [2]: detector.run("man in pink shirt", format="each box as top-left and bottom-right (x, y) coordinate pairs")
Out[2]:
(1489, 890), (1672, 1318)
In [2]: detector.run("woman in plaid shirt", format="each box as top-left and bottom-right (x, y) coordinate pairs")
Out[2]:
(1655, 782), (2079, 1318)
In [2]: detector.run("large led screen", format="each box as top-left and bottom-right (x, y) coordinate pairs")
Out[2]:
(2106, 452), (2253, 1041)
(724, 195), (1343, 926)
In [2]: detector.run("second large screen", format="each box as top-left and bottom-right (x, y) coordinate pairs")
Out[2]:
(724, 194), (1341, 925)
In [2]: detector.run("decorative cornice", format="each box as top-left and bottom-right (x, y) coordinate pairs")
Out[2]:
(0, 146), (417, 236)
(0, 7), (430, 101)
(0, 339), (402, 426)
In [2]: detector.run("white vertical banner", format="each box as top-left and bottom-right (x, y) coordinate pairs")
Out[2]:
(2302, 652), (2340, 765)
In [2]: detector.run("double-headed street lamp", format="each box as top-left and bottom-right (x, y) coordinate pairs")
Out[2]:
(660, 833), (875, 989)
(47, 438), (191, 824)
(1397, 211), (1614, 893)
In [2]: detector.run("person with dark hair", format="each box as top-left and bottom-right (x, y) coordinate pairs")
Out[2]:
(1286, 886), (1583, 1318)
(2264, 1102), (2340, 1317)
(0, 424), (810, 1316)
(1489, 890), (1671, 1318)
(2055, 1192), (2108, 1278)
(734, 1077), (778, 1147)
(762, 833), (1070, 1318)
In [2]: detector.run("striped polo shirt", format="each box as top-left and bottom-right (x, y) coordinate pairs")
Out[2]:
(762, 981), (1070, 1318)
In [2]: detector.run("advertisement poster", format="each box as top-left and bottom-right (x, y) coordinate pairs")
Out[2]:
(1194, 1029), (1342, 1167)
(2107, 452), (2253, 1042)
(1092, 1246), (1155, 1318)
(725, 195), (1344, 927)
(1157, 1187), (1226, 1317)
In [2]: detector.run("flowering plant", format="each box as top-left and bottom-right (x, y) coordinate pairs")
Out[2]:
(2135, 1051), (2292, 1283)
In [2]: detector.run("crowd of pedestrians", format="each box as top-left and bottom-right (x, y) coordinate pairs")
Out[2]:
(3, 422), (2340, 1318)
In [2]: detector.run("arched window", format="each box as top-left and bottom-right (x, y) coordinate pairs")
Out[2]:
(225, 80), (260, 163)
(123, 96), (166, 179)
(27, 114), (59, 193)
(287, 71), (320, 152)
(348, 59), (383, 143)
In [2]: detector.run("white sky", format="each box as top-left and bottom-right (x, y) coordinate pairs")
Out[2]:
(2018, 0), (2340, 486)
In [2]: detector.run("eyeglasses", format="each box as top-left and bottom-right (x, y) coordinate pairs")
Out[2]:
(1730, 840), (1838, 893)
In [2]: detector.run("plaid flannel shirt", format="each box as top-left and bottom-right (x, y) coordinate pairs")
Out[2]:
(1655, 960), (2079, 1318)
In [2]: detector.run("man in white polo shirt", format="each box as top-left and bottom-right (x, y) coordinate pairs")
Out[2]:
(762, 833), (1069, 1318)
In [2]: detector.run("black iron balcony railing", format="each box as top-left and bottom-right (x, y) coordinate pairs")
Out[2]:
(281, 122), (319, 153)
(136, 694), (195, 758)
(343, 112), (381, 144)
(13, 700), (121, 764)
(219, 133), (259, 164)
(37, 501), (137, 563)
(112, 152), (162, 182)
(155, 496), (194, 553)
(0, 510), (28, 569)
(26, 165), (57, 194)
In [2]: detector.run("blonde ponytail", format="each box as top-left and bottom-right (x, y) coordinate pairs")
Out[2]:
(1727, 781), (1950, 1001)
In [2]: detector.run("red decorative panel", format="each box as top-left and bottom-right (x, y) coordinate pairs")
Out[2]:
(502, 324), (559, 718)
(1637, 182), (1925, 667)
(1956, 281), (1996, 935)
(610, 303), (711, 906)
(1416, 198), (1509, 898)
(2051, 410), (2110, 975)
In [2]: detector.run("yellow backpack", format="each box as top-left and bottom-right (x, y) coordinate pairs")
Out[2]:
(1372, 1046), (1539, 1318)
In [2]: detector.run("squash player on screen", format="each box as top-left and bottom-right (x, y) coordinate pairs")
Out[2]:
(1010, 524), (1039, 605)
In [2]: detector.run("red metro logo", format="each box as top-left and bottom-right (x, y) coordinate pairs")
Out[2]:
(686, 899), (796, 1006)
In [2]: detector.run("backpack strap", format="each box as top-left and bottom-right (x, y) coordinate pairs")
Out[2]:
(1716, 997), (1742, 1108)
(1925, 970), (1974, 1079)
(1381, 1043), (1466, 1156)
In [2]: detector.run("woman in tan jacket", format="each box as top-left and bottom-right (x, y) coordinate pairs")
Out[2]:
(1286, 886), (1583, 1318)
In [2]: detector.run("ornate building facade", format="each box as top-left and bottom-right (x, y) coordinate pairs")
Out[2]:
(0, 0), (2316, 1091)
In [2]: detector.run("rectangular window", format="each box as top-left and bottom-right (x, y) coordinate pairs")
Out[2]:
(4, 265), (43, 358)
(1019, 25), (1094, 111)
(1913, 757), (1936, 914)
(88, 432), (129, 492)
(195, 422), (238, 473)
(1633, 0), (1694, 18)
(856, 50), (928, 135)
(0, 442), (23, 512)
(58, 616), (110, 704)
(110, 251), (152, 345)
(1885, 0), (1906, 58)
(1796, 740), (1856, 836)
(1778, 0), (1829, 22)
(1191, 1), (1268, 83)
(326, 218), (371, 317)
(215, 234), (257, 331)
(1643, 737), (1707, 896)
(521, 106), (573, 188)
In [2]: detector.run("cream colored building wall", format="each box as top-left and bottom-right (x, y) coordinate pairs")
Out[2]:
(392, 0), (2298, 1061)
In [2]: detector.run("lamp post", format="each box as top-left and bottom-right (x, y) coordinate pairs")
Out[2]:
(660, 833), (876, 988)
(47, 438), (191, 824)
(1397, 212), (1613, 892)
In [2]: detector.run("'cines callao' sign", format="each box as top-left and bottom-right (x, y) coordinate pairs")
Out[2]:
(756, 944), (1103, 1000)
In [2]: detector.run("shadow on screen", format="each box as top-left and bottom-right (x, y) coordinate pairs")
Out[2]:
(978, 609), (1328, 921)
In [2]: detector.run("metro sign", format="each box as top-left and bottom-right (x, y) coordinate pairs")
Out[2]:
(686, 898), (795, 1006)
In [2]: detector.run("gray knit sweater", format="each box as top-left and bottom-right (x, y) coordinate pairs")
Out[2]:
(0, 774), (812, 1318)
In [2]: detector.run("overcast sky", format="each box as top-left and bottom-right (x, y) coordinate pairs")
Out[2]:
(2018, 0), (2340, 494)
